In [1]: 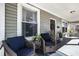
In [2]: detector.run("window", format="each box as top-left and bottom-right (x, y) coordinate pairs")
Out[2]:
(62, 22), (67, 33)
(22, 8), (37, 37)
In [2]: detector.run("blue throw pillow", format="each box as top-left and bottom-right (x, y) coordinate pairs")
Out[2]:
(6, 36), (26, 52)
(41, 33), (52, 42)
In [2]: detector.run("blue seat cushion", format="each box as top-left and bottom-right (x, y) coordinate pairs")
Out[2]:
(41, 33), (52, 42)
(6, 36), (26, 52)
(16, 48), (33, 56)
(45, 41), (53, 46)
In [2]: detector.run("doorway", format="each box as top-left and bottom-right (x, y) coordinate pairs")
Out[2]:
(50, 19), (55, 44)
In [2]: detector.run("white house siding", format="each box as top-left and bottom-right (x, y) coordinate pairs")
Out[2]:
(5, 3), (17, 39)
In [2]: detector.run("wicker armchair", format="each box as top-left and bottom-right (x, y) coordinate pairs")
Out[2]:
(3, 36), (35, 56)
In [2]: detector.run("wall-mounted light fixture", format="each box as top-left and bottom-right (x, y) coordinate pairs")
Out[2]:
(70, 10), (76, 14)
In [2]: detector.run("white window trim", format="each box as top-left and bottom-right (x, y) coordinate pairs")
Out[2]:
(17, 3), (40, 36)
(0, 3), (5, 41)
(0, 3), (5, 56)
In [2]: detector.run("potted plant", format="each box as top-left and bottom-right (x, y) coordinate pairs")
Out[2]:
(33, 35), (42, 41)
(32, 35), (42, 46)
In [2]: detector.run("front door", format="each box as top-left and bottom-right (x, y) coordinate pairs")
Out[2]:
(50, 19), (55, 46)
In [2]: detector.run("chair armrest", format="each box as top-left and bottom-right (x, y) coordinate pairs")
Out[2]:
(25, 40), (34, 48)
(32, 42), (35, 55)
(25, 40), (35, 55)
(2, 41), (17, 56)
(41, 39), (46, 54)
(0, 41), (3, 50)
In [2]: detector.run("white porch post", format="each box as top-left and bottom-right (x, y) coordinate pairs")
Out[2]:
(0, 3), (5, 56)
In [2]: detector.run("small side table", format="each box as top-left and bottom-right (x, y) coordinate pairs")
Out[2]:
(33, 40), (43, 55)
(33, 40), (41, 49)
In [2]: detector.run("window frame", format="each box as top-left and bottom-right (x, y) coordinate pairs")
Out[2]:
(17, 3), (40, 37)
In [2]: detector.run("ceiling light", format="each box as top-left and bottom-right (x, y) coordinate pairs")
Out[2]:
(70, 10), (76, 13)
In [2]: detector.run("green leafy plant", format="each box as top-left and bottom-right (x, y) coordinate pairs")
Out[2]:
(32, 35), (42, 41)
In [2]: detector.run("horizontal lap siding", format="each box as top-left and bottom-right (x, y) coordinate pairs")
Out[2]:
(5, 3), (17, 39)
